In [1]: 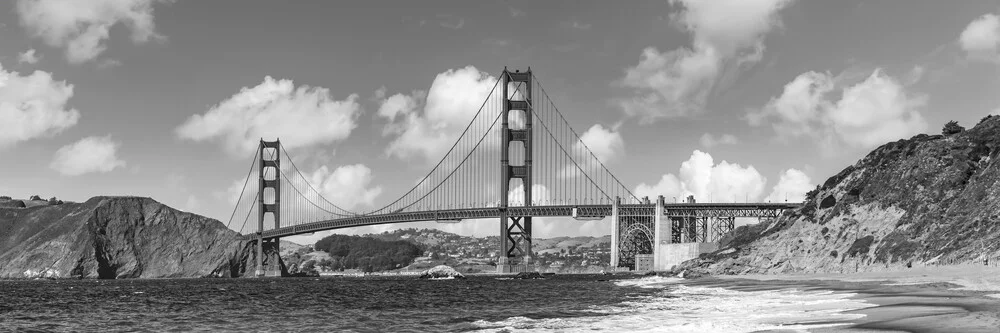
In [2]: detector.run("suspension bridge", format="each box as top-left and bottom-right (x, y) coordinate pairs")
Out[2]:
(224, 68), (801, 276)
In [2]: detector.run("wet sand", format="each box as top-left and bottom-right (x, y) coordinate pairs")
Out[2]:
(703, 265), (1000, 332)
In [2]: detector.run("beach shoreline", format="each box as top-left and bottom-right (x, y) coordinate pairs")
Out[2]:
(703, 265), (1000, 332)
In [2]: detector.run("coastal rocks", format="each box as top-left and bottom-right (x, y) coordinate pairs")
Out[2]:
(0, 196), (272, 279)
(419, 265), (465, 279)
(22, 269), (60, 279)
(513, 272), (544, 279)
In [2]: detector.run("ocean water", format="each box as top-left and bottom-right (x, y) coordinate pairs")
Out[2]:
(0, 275), (874, 332)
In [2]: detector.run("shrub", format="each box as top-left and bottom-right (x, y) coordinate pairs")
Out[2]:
(978, 115), (993, 125)
(847, 236), (875, 257)
(942, 120), (965, 135)
(0, 196), (10, 200)
(819, 195), (837, 209)
(29, 195), (42, 201)
(830, 250), (838, 258)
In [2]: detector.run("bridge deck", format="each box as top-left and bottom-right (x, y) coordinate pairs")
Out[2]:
(238, 203), (802, 240)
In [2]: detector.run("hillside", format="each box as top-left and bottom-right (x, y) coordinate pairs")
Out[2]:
(369, 228), (610, 255)
(290, 228), (612, 273)
(0, 196), (276, 278)
(683, 116), (1000, 275)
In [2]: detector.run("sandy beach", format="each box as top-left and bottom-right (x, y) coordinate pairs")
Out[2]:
(709, 265), (1000, 332)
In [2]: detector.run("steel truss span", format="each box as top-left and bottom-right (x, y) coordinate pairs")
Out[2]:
(237, 202), (801, 240)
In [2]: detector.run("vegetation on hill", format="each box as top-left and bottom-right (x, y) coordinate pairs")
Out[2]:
(682, 117), (1000, 275)
(313, 234), (424, 272)
(288, 228), (613, 274)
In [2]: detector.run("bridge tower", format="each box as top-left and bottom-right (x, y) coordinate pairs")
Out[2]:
(256, 139), (281, 277)
(498, 68), (533, 273)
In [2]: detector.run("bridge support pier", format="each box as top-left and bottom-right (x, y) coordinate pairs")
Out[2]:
(652, 196), (670, 271)
(250, 238), (283, 277)
(256, 139), (282, 277)
(610, 198), (620, 268)
(497, 68), (535, 274)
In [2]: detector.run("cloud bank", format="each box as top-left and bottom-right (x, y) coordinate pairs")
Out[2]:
(16, 0), (169, 64)
(176, 76), (361, 156)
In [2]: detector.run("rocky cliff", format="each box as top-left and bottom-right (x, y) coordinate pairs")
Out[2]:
(687, 116), (1000, 275)
(0, 196), (282, 279)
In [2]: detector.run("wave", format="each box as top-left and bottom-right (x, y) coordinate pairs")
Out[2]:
(472, 278), (873, 332)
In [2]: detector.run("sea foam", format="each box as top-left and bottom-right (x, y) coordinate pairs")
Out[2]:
(473, 278), (873, 332)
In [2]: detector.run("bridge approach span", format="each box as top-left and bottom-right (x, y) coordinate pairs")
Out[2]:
(238, 202), (802, 240)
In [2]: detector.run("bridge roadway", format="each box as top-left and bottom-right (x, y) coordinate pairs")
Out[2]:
(238, 202), (802, 240)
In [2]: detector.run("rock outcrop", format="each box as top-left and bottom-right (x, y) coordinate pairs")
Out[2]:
(419, 265), (465, 279)
(0, 196), (284, 278)
(689, 116), (1000, 275)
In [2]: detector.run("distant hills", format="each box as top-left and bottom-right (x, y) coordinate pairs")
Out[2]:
(283, 228), (613, 273)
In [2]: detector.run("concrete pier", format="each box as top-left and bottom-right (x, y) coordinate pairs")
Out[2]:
(653, 242), (717, 271)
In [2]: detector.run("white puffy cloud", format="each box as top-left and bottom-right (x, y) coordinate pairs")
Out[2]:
(379, 66), (498, 163)
(765, 168), (812, 203)
(634, 150), (767, 203)
(749, 69), (928, 151)
(576, 124), (625, 164)
(308, 164), (383, 211)
(699, 133), (738, 148)
(49, 135), (126, 176)
(617, 0), (794, 123)
(176, 76), (361, 155)
(959, 13), (1000, 62)
(16, 0), (168, 64)
(507, 184), (551, 206)
(377, 91), (421, 122)
(633, 150), (815, 206)
(18, 49), (40, 64)
(0, 62), (80, 148)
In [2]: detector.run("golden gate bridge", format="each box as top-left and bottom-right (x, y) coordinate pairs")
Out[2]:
(223, 68), (800, 276)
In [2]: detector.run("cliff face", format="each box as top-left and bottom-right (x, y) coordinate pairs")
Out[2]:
(693, 116), (1000, 275)
(0, 196), (281, 279)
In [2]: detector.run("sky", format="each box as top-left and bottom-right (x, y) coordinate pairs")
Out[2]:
(2, 0), (999, 245)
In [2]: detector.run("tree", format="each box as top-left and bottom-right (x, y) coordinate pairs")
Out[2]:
(300, 260), (316, 275)
(942, 120), (965, 135)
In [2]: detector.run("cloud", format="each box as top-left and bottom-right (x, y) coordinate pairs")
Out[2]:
(50, 135), (126, 176)
(576, 124), (625, 164)
(635, 150), (814, 206)
(765, 168), (812, 203)
(508, 184), (551, 206)
(0, 62), (80, 149)
(18, 49), (40, 64)
(634, 150), (767, 203)
(699, 133), (738, 148)
(749, 69), (928, 152)
(16, 0), (169, 64)
(959, 13), (1000, 62)
(616, 0), (794, 123)
(176, 76), (361, 156)
(570, 21), (592, 30)
(379, 66), (498, 163)
(377, 90), (422, 123)
(509, 7), (525, 18)
(182, 195), (199, 213)
(307, 164), (383, 211)
(440, 17), (464, 30)
(903, 65), (925, 85)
